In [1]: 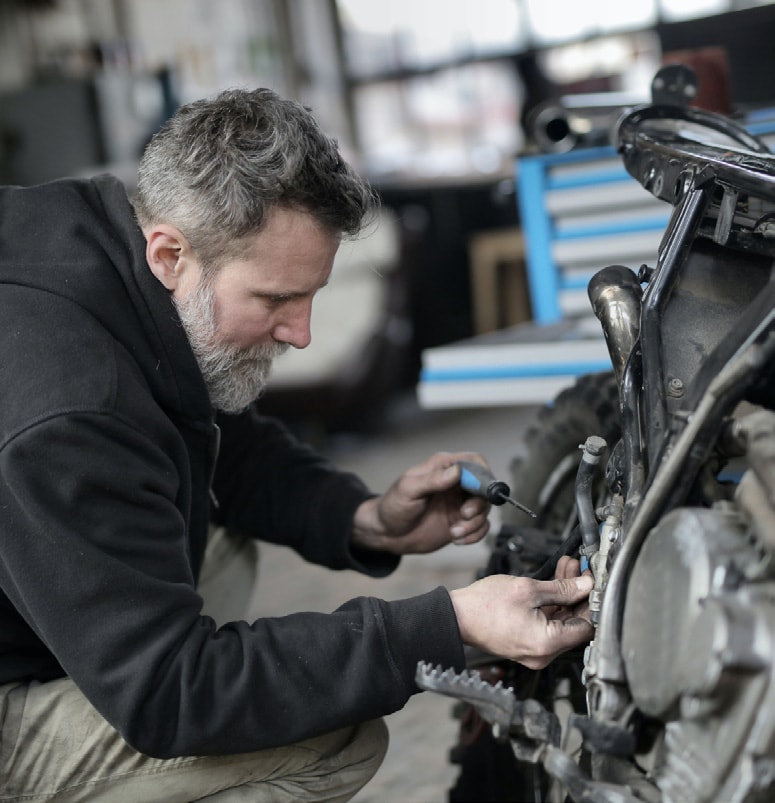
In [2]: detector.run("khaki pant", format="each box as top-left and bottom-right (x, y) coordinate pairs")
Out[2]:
(0, 678), (388, 801)
(0, 530), (388, 800)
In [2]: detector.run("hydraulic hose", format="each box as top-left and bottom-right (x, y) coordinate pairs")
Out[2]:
(576, 436), (608, 551)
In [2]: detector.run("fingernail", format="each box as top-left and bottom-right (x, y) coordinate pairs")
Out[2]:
(575, 575), (594, 592)
(450, 524), (465, 538)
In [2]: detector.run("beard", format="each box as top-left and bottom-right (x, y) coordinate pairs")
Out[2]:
(174, 280), (289, 414)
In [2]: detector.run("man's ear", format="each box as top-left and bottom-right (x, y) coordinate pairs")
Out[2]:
(144, 224), (200, 293)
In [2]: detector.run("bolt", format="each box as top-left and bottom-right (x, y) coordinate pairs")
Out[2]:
(667, 377), (684, 398)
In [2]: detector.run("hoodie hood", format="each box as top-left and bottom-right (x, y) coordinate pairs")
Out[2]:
(0, 175), (211, 424)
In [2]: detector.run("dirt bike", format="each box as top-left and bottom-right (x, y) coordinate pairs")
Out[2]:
(417, 66), (775, 803)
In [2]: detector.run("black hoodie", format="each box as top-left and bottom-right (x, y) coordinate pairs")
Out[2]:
(0, 175), (464, 758)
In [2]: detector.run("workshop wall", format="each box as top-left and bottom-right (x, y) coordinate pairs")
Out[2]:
(1, 0), (774, 432)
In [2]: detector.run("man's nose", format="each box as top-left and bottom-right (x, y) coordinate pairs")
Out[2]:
(272, 300), (312, 349)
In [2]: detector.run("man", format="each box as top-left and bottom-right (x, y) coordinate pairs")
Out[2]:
(0, 88), (593, 800)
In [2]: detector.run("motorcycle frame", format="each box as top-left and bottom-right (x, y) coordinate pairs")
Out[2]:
(586, 103), (775, 723)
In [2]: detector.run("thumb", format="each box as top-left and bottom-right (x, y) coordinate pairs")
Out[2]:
(533, 574), (593, 608)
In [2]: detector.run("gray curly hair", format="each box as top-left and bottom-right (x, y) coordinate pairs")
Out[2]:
(133, 87), (378, 270)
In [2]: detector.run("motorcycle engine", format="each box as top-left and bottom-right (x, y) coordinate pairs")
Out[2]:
(621, 493), (775, 802)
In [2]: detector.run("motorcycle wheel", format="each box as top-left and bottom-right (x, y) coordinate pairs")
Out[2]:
(448, 372), (620, 803)
(503, 371), (620, 534)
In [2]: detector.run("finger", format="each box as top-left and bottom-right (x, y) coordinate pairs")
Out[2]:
(548, 602), (591, 624)
(422, 451), (495, 495)
(572, 603), (592, 624)
(397, 453), (476, 499)
(451, 501), (489, 530)
(545, 557), (569, 617)
(555, 555), (582, 580)
(531, 575), (593, 609)
(522, 616), (595, 670)
(451, 517), (490, 545)
(555, 554), (571, 579)
(567, 557), (582, 579)
(460, 498), (488, 519)
(551, 615), (595, 644)
(450, 487), (490, 544)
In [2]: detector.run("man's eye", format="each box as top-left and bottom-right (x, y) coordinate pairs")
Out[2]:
(262, 294), (290, 307)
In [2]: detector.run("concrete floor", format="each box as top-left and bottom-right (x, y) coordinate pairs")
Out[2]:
(250, 395), (541, 803)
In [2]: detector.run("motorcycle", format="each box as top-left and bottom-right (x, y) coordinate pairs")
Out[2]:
(417, 66), (775, 803)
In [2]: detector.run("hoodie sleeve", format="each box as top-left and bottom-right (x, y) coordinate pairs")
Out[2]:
(0, 399), (464, 759)
(211, 409), (400, 576)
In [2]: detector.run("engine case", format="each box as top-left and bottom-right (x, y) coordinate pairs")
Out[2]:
(622, 504), (775, 802)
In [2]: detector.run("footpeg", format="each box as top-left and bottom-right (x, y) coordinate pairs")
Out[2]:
(416, 662), (560, 760)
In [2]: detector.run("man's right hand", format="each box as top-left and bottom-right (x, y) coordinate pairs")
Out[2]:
(449, 556), (594, 670)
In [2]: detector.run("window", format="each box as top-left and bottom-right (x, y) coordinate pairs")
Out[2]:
(336, 0), (770, 178)
(352, 62), (525, 178)
(524, 0), (657, 44)
(338, 0), (525, 77)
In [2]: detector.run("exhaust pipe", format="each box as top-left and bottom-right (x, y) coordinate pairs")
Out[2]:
(528, 92), (647, 154)
(588, 265), (643, 387)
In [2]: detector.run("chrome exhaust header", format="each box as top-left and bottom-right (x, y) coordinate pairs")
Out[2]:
(587, 265), (643, 387)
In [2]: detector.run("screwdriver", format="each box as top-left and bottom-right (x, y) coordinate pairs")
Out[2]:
(457, 460), (537, 517)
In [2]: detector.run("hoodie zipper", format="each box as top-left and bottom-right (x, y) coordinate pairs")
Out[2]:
(208, 422), (221, 509)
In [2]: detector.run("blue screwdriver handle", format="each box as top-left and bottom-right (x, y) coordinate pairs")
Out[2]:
(457, 460), (536, 517)
(458, 461), (505, 501)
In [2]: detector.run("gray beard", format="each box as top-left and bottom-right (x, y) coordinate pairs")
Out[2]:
(174, 281), (289, 414)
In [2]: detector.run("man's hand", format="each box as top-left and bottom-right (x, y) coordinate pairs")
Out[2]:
(350, 452), (491, 555)
(449, 556), (594, 669)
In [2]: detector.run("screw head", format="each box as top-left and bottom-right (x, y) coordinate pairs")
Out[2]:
(667, 377), (684, 397)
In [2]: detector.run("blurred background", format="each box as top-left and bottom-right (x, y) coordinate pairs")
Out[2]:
(4, 3), (775, 799)
(2, 0), (774, 439)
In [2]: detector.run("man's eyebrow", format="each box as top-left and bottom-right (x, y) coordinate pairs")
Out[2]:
(254, 279), (330, 300)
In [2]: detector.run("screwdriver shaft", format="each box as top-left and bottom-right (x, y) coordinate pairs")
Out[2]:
(501, 494), (537, 517)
